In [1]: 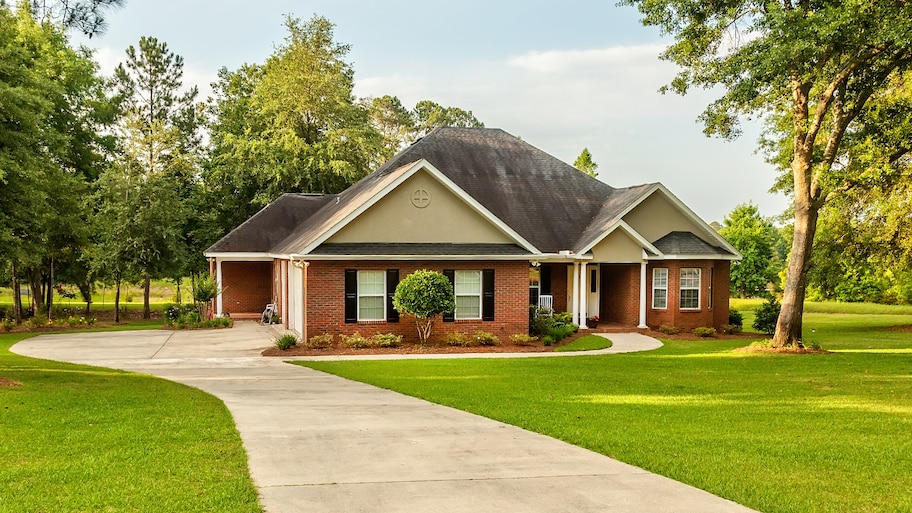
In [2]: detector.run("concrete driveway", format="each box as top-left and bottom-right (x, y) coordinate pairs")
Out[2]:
(12, 322), (758, 513)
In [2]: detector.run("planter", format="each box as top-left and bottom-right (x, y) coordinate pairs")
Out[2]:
(586, 320), (598, 329)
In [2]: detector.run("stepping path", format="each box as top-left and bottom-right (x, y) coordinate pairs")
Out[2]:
(13, 323), (758, 513)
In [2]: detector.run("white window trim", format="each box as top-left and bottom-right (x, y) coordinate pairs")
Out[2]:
(357, 270), (386, 321)
(652, 268), (668, 310)
(679, 268), (701, 310)
(455, 270), (482, 320)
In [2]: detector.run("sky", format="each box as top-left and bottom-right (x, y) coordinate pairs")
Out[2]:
(73, 0), (791, 224)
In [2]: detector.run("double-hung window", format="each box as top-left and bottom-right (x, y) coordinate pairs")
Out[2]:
(679, 268), (701, 310)
(357, 270), (386, 321)
(454, 270), (482, 320)
(652, 268), (668, 309)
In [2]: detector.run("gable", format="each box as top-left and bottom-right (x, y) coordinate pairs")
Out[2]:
(589, 229), (645, 263)
(622, 190), (717, 245)
(326, 169), (516, 245)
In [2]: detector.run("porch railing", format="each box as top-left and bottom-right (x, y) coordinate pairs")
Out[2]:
(538, 294), (553, 313)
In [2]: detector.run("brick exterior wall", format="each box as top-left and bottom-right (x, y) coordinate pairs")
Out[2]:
(646, 260), (730, 331)
(545, 263), (569, 313)
(304, 260), (530, 344)
(600, 264), (641, 325)
(221, 261), (272, 315)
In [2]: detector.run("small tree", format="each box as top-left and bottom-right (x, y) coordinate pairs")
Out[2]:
(392, 270), (455, 344)
(192, 275), (220, 319)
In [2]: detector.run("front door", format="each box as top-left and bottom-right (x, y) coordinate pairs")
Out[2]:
(587, 265), (599, 319)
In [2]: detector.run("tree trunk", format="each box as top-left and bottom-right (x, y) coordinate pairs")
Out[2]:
(773, 202), (820, 347)
(11, 261), (22, 325)
(143, 273), (151, 319)
(29, 267), (43, 315)
(114, 275), (121, 323)
(46, 257), (54, 321)
(78, 281), (92, 314)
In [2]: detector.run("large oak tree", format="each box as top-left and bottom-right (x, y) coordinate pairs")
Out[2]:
(623, 0), (912, 346)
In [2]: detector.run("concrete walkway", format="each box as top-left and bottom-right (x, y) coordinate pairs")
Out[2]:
(12, 323), (758, 513)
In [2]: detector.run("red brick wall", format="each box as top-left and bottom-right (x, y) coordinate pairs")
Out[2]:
(546, 263), (569, 313)
(646, 260), (730, 331)
(304, 261), (529, 344)
(600, 264), (640, 325)
(221, 261), (273, 315)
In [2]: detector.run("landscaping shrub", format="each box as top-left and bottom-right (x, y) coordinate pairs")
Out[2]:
(472, 330), (500, 346)
(753, 296), (782, 335)
(529, 305), (554, 335)
(1, 318), (14, 332)
(720, 323), (743, 334)
(729, 309), (744, 327)
(553, 312), (574, 325)
(542, 335), (555, 346)
(548, 323), (577, 343)
(371, 333), (402, 348)
(442, 331), (472, 347)
(305, 334), (333, 349)
(393, 269), (455, 344)
(658, 324), (682, 335)
(509, 333), (538, 346)
(340, 332), (372, 348)
(274, 333), (299, 350)
(693, 327), (717, 338)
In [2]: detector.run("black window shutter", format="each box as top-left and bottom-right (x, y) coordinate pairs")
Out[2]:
(541, 265), (552, 295)
(443, 269), (455, 322)
(482, 269), (495, 321)
(344, 269), (357, 323)
(386, 269), (399, 323)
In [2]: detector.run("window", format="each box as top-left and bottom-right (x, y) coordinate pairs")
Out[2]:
(454, 270), (482, 319)
(357, 270), (385, 321)
(680, 268), (701, 310)
(652, 268), (668, 309)
(529, 267), (540, 306)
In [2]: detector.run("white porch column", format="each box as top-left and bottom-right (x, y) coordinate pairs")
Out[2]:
(638, 259), (649, 328)
(571, 262), (580, 325)
(215, 259), (223, 316)
(579, 262), (588, 329)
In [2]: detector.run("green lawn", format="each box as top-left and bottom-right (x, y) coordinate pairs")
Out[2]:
(555, 334), (613, 352)
(0, 327), (262, 513)
(298, 312), (912, 513)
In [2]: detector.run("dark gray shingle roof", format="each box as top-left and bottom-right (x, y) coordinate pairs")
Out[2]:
(205, 194), (335, 253)
(653, 231), (735, 256)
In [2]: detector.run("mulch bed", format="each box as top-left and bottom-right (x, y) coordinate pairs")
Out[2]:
(886, 324), (912, 332)
(262, 328), (762, 357)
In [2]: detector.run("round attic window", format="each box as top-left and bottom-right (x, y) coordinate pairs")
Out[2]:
(410, 189), (431, 208)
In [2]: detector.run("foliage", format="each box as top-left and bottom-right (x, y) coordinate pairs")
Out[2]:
(622, 0), (912, 347)
(728, 309), (743, 327)
(299, 313), (912, 513)
(441, 331), (471, 347)
(29, 0), (125, 37)
(548, 323), (577, 344)
(573, 148), (598, 178)
(718, 203), (782, 297)
(509, 333), (538, 346)
(529, 306), (554, 335)
(472, 330), (501, 346)
(366, 96), (485, 157)
(392, 269), (455, 344)
(305, 333), (333, 349)
(752, 297), (782, 335)
(164, 303), (230, 329)
(339, 332), (402, 349)
(692, 327), (717, 338)
(719, 324), (742, 335)
(658, 324), (682, 335)
(273, 333), (299, 350)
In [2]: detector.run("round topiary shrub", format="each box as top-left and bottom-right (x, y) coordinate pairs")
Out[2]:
(393, 269), (455, 344)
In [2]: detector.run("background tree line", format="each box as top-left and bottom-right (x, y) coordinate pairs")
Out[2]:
(0, 6), (481, 323)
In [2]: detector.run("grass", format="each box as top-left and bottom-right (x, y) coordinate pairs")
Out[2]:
(0, 278), (194, 311)
(731, 297), (912, 315)
(0, 325), (262, 513)
(297, 312), (912, 513)
(555, 334), (613, 352)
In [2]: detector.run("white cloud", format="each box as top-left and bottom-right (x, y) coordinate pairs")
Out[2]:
(507, 45), (669, 73)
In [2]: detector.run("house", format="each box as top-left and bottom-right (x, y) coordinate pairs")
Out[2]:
(204, 127), (739, 341)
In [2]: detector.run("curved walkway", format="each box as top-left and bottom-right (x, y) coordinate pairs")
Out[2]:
(12, 323), (757, 513)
